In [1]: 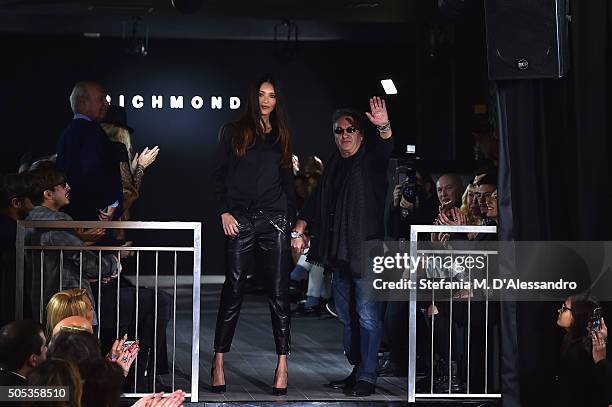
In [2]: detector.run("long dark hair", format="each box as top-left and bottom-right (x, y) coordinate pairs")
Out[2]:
(561, 294), (600, 354)
(219, 75), (292, 168)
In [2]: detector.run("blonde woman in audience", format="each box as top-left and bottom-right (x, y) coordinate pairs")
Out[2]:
(45, 288), (93, 339)
(101, 105), (159, 240)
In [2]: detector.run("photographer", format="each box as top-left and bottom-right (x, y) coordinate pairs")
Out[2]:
(387, 168), (438, 240)
(379, 167), (437, 378)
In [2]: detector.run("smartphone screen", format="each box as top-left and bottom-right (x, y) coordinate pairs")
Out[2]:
(592, 307), (602, 332)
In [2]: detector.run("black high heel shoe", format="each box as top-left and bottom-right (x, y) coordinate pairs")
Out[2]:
(272, 367), (288, 396)
(210, 366), (226, 393)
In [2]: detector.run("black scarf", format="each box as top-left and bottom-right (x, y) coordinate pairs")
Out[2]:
(307, 145), (366, 273)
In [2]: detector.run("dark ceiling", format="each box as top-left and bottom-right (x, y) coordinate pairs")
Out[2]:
(0, 0), (427, 41)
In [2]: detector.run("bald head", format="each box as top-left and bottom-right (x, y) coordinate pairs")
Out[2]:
(436, 174), (464, 207)
(52, 315), (93, 337)
(70, 81), (108, 122)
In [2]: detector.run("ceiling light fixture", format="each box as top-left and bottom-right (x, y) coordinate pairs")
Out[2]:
(381, 79), (398, 95)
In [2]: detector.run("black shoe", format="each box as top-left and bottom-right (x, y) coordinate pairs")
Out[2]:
(325, 301), (338, 318)
(325, 370), (356, 389)
(344, 380), (375, 397)
(210, 366), (226, 393)
(272, 367), (288, 396)
(293, 302), (320, 316)
(377, 359), (403, 377)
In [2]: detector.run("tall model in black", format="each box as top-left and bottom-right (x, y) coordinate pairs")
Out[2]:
(210, 76), (296, 395)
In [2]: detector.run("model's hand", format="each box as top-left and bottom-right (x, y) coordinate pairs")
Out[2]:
(365, 96), (389, 127)
(392, 184), (402, 208)
(291, 235), (309, 254)
(221, 213), (239, 237)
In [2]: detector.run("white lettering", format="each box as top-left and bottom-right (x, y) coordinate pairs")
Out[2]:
(373, 257), (384, 273)
(211, 96), (222, 109)
(170, 96), (184, 109)
(230, 96), (241, 110)
(152, 95), (163, 109)
(106, 95), (111, 103)
(119, 95), (125, 107)
(132, 95), (144, 109)
(191, 96), (204, 109)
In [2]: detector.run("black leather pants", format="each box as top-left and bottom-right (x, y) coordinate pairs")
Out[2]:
(213, 210), (291, 355)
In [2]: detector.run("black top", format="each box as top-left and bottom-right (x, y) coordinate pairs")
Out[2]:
(556, 341), (611, 407)
(300, 136), (393, 240)
(0, 368), (27, 386)
(212, 126), (296, 223)
(112, 142), (130, 164)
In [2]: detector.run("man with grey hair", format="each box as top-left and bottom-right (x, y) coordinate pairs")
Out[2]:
(56, 81), (122, 221)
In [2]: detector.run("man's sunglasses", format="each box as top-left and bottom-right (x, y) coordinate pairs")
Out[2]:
(334, 126), (359, 135)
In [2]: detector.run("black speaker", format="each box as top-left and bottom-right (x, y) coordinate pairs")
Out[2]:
(484, 0), (570, 80)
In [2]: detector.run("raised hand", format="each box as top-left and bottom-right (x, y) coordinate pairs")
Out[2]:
(138, 146), (160, 169)
(364, 96), (389, 127)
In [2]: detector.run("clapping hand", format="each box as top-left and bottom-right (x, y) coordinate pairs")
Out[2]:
(136, 146), (160, 170)
(106, 334), (140, 377)
(131, 390), (186, 407)
(76, 227), (106, 246)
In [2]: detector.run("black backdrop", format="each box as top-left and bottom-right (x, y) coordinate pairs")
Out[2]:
(1, 26), (491, 274)
(497, 0), (612, 405)
(2, 35), (428, 274)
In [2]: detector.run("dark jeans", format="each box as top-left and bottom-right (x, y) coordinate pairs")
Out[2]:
(214, 210), (291, 355)
(331, 267), (383, 384)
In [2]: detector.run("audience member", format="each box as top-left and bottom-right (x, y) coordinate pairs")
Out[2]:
(0, 320), (47, 385)
(80, 358), (125, 407)
(435, 173), (464, 209)
(101, 105), (159, 241)
(51, 316), (94, 337)
(46, 288), (94, 338)
(556, 295), (611, 407)
(24, 164), (119, 323)
(1, 173), (34, 325)
(56, 81), (122, 221)
(25, 358), (82, 407)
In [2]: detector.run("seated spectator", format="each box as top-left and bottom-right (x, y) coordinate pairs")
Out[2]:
(460, 183), (481, 225)
(46, 288), (94, 339)
(1, 173), (34, 325)
(80, 358), (124, 407)
(24, 163), (119, 324)
(25, 358), (82, 407)
(0, 320), (47, 385)
(51, 315), (94, 337)
(556, 295), (611, 407)
(49, 328), (138, 379)
(590, 319), (612, 403)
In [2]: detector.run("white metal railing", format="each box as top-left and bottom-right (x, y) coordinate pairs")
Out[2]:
(15, 221), (201, 403)
(408, 225), (500, 403)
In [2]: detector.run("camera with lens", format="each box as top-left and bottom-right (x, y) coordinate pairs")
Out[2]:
(395, 145), (419, 216)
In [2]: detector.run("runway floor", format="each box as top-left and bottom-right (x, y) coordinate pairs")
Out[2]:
(131, 283), (499, 406)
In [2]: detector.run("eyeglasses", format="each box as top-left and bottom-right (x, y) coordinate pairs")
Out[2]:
(53, 180), (67, 189)
(559, 303), (573, 313)
(334, 126), (359, 135)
